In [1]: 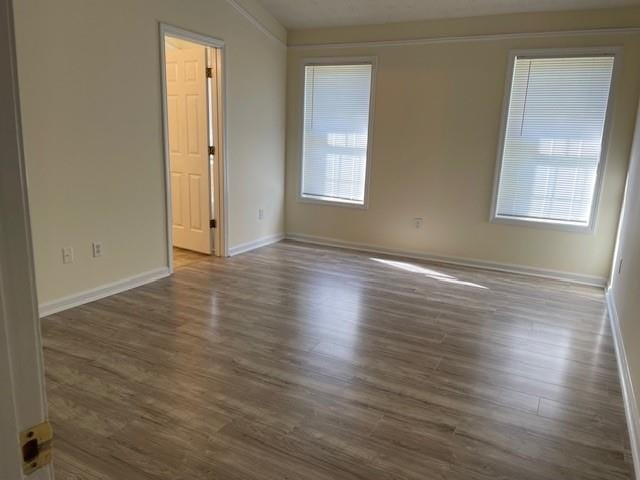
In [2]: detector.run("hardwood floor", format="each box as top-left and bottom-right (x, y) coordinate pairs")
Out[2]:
(42, 240), (633, 479)
(173, 247), (210, 269)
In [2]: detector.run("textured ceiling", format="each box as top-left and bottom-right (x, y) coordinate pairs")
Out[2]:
(256, 0), (640, 29)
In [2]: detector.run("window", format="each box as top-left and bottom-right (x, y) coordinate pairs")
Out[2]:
(492, 50), (616, 230)
(300, 60), (375, 206)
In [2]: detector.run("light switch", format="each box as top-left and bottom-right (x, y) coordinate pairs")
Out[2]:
(62, 247), (74, 264)
(92, 241), (103, 258)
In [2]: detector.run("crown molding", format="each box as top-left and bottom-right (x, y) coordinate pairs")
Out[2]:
(289, 26), (640, 50)
(225, 0), (287, 47)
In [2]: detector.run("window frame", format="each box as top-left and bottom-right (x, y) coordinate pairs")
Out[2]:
(298, 56), (378, 209)
(490, 47), (620, 233)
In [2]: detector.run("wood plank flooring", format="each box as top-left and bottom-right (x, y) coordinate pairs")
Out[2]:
(42, 240), (633, 479)
(173, 247), (210, 269)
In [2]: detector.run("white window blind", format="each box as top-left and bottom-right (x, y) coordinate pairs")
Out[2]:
(301, 63), (373, 205)
(494, 54), (615, 227)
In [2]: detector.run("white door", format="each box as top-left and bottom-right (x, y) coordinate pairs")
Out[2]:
(0, 0), (53, 478)
(165, 44), (212, 254)
(208, 47), (221, 255)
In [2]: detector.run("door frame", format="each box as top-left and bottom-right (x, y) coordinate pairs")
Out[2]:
(159, 23), (229, 271)
(0, 0), (53, 477)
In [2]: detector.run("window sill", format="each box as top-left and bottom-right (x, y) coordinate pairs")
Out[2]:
(298, 195), (368, 210)
(491, 215), (594, 233)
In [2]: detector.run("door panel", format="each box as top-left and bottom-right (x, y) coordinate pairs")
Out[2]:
(186, 95), (200, 154)
(166, 44), (211, 254)
(189, 174), (203, 231)
(171, 172), (183, 227)
(167, 96), (180, 153)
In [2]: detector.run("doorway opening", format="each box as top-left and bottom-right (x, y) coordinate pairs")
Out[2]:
(160, 25), (228, 271)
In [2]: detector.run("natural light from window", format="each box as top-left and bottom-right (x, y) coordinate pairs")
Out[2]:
(494, 54), (615, 228)
(371, 258), (488, 289)
(300, 63), (373, 205)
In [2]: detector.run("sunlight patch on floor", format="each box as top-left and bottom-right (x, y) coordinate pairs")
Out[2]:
(371, 258), (488, 289)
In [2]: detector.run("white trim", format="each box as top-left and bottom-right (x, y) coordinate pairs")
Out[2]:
(38, 268), (170, 318)
(297, 56), (377, 209)
(289, 27), (640, 50)
(489, 46), (621, 233)
(160, 23), (225, 48)
(286, 232), (607, 286)
(606, 288), (640, 480)
(229, 233), (285, 256)
(159, 23), (231, 268)
(224, 0), (286, 47)
(219, 46), (231, 258)
(0, 0), (52, 475)
(298, 194), (368, 209)
(211, 47), (230, 258)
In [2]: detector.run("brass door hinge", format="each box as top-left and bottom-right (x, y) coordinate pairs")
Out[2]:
(210, 219), (217, 229)
(21, 421), (53, 475)
(208, 145), (216, 156)
(206, 67), (212, 78)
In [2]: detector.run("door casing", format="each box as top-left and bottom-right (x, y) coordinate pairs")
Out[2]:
(160, 23), (229, 270)
(0, 0), (53, 477)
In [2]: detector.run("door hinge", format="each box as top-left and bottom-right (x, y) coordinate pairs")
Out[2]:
(208, 145), (216, 156)
(21, 421), (53, 475)
(206, 67), (212, 78)
(210, 219), (217, 229)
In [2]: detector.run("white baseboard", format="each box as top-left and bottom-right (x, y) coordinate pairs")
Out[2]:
(606, 288), (640, 479)
(38, 267), (170, 318)
(229, 233), (285, 256)
(285, 232), (606, 287)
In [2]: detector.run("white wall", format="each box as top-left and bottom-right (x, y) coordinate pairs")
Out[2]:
(609, 100), (640, 471)
(285, 8), (640, 284)
(13, 0), (287, 306)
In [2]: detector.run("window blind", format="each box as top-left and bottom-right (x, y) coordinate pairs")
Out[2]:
(495, 55), (614, 226)
(301, 63), (373, 204)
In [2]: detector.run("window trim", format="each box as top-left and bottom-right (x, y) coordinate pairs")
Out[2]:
(297, 56), (377, 209)
(490, 47), (621, 233)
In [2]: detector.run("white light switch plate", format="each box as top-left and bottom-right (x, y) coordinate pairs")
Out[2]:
(92, 241), (103, 258)
(62, 247), (74, 264)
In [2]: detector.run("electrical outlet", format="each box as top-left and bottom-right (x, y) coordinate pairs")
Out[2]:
(413, 217), (424, 229)
(258, 208), (264, 220)
(62, 247), (74, 264)
(92, 241), (103, 258)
